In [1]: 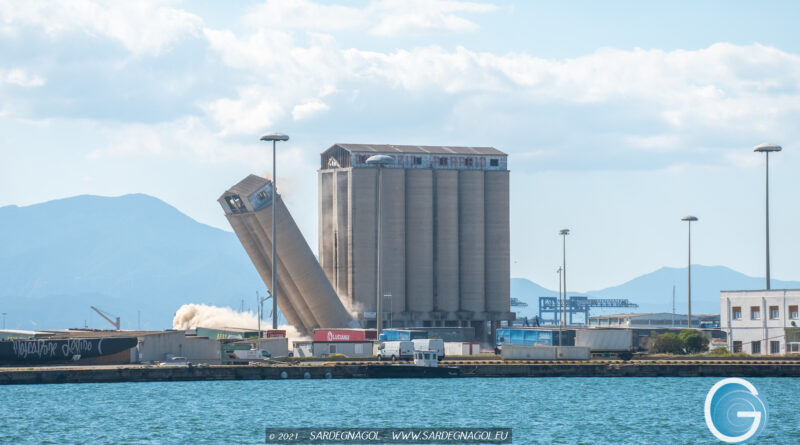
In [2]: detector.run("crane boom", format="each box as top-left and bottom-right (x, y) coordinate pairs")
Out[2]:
(90, 306), (120, 330)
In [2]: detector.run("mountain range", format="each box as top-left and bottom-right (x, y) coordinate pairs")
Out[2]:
(1, 194), (797, 330)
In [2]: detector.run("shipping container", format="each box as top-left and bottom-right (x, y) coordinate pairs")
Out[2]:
(575, 328), (633, 351)
(444, 342), (480, 356)
(379, 329), (428, 341)
(313, 329), (377, 342)
(496, 328), (574, 347)
(312, 342), (374, 357)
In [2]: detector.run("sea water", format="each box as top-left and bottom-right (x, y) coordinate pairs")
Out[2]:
(2, 377), (799, 444)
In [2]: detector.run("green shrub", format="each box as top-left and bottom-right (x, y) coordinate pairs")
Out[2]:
(707, 347), (731, 356)
(679, 329), (709, 354)
(652, 333), (684, 354)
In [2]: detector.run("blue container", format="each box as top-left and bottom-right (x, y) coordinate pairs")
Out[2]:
(496, 329), (554, 347)
(380, 329), (428, 341)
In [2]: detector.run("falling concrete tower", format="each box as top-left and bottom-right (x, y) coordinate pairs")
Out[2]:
(317, 144), (513, 343)
(219, 175), (356, 334)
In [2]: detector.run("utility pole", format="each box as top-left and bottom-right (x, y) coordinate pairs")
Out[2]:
(672, 285), (676, 328)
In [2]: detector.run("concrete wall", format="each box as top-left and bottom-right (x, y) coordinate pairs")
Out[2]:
(501, 345), (590, 360)
(136, 332), (221, 363)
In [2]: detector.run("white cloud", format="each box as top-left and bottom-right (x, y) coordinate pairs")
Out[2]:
(1, 68), (45, 87)
(0, 0), (203, 55)
(243, 0), (497, 37)
(292, 100), (329, 120)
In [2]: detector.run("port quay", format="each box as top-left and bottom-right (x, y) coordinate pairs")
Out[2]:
(4, 357), (800, 385)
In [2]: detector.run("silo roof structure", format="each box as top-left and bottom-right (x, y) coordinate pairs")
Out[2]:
(219, 175), (356, 335)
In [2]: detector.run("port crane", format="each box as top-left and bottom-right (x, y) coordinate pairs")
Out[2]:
(90, 306), (120, 330)
(538, 296), (638, 326)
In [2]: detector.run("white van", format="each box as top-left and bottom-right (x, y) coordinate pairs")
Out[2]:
(412, 339), (445, 359)
(376, 341), (414, 361)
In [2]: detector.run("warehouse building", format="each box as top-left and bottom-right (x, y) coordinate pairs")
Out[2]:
(318, 144), (514, 343)
(588, 313), (719, 329)
(721, 289), (800, 354)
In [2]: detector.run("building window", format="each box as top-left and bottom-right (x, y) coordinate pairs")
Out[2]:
(732, 307), (742, 320)
(751, 341), (761, 354)
(790, 343), (800, 353)
(790, 305), (799, 320)
(465, 157), (474, 167)
(438, 157), (448, 166)
(751, 306), (761, 320)
(769, 306), (780, 320)
(490, 159), (499, 167)
(257, 191), (267, 200)
(770, 341), (780, 354)
(733, 341), (742, 353)
(414, 156), (422, 165)
(329, 344), (336, 354)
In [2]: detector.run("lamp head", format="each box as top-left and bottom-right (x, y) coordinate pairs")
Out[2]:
(559, 228), (570, 235)
(753, 143), (782, 153)
(681, 216), (698, 222)
(260, 132), (290, 142)
(366, 154), (394, 166)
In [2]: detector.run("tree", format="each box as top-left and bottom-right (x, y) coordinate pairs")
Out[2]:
(678, 329), (709, 354)
(652, 332), (684, 354)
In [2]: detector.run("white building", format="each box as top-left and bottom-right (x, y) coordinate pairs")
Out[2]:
(720, 289), (800, 355)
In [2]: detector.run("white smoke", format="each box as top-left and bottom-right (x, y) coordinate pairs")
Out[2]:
(172, 303), (306, 342)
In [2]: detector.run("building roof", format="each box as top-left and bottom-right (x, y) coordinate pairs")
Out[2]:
(589, 312), (719, 319)
(324, 143), (506, 156)
(220, 174), (269, 199)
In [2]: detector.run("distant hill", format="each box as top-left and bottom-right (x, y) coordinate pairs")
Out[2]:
(0, 194), (265, 330)
(511, 265), (800, 319)
(4, 194), (798, 330)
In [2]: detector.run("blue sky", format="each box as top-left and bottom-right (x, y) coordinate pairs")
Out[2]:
(1, 0), (799, 293)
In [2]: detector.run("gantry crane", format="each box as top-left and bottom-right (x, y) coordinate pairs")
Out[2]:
(90, 306), (120, 330)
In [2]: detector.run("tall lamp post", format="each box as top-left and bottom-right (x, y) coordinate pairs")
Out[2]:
(681, 216), (698, 328)
(753, 143), (782, 290)
(366, 154), (394, 336)
(556, 267), (562, 347)
(559, 229), (569, 329)
(260, 131), (289, 331)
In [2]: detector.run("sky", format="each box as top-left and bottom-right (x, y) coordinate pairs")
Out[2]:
(1, 0), (799, 293)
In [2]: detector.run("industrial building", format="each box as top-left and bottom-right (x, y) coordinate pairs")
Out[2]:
(218, 175), (357, 334)
(721, 289), (800, 354)
(317, 144), (514, 343)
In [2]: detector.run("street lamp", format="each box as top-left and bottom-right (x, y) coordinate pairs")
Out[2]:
(256, 291), (271, 339)
(753, 143), (782, 290)
(559, 229), (569, 329)
(366, 154), (394, 336)
(556, 267), (562, 347)
(1, 312), (6, 330)
(260, 131), (289, 331)
(681, 216), (698, 328)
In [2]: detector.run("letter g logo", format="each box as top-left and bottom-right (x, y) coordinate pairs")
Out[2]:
(705, 378), (768, 443)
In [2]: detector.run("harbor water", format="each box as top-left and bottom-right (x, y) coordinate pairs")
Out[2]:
(2, 377), (799, 444)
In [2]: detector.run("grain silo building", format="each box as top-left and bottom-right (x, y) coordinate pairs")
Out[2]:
(318, 144), (513, 342)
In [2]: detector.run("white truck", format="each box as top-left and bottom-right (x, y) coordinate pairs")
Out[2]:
(412, 339), (445, 359)
(376, 341), (414, 361)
